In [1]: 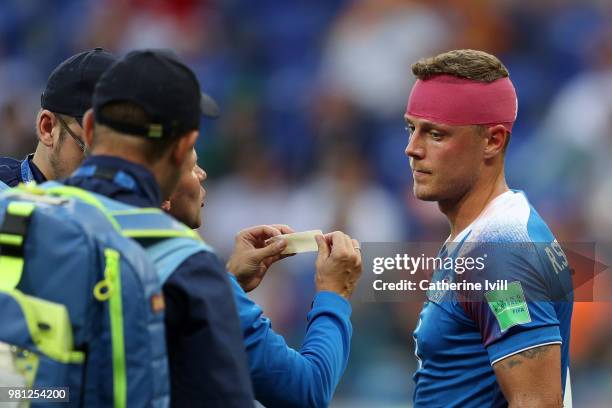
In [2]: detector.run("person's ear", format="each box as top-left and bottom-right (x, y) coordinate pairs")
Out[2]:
(171, 130), (198, 167)
(37, 109), (57, 147)
(82, 109), (95, 149)
(483, 125), (508, 159)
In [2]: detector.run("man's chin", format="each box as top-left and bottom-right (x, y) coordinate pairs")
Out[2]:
(191, 215), (202, 230)
(413, 186), (439, 202)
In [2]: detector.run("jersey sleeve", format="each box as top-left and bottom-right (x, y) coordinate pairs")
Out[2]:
(459, 242), (563, 366)
(229, 274), (352, 408)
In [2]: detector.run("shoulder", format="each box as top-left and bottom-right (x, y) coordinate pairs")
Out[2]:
(0, 156), (21, 167)
(459, 191), (563, 280)
(169, 246), (227, 283)
(0, 156), (22, 187)
(467, 190), (550, 244)
(457, 191), (539, 265)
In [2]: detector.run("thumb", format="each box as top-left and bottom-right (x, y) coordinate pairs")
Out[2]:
(253, 239), (287, 261)
(315, 235), (330, 262)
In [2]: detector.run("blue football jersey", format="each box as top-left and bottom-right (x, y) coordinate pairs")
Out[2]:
(413, 190), (573, 407)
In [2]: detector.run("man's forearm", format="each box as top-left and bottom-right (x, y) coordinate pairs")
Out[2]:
(230, 275), (352, 408)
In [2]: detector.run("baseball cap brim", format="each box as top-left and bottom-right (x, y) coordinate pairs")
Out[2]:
(201, 92), (220, 118)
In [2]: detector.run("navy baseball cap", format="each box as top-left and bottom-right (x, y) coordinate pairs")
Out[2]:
(93, 49), (220, 139)
(41, 47), (116, 123)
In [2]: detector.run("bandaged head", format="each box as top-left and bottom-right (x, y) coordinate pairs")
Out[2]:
(406, 74), (517, 132)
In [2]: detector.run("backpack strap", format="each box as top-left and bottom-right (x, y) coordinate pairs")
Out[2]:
(106, 208), (212, 284)
(146, 238), (215, 284)
(73, 165), (138, 192)
(0, 201), (35, 291)
(109, 208), (201, 240)
(12, 181), (122, 231)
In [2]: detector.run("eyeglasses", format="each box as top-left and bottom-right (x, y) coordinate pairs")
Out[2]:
(56, 115), (87, 153)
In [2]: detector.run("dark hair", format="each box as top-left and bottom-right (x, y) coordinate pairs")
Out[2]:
(412, 49), (509, 83)
(94, 101), (178, 162)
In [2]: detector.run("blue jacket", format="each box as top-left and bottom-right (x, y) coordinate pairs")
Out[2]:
(230, 275), (353, 408)
(65, 155), (254, 408)
(0, 154), (47, 186)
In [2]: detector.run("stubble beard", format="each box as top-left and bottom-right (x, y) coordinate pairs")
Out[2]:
(49, 140), (68, 180)
(413, 176), (473, 206)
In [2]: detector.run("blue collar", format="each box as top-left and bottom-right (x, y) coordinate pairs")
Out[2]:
(20, 154), (46, 184)
(68, 155), (162, 207)
(20, 157), (33, 183)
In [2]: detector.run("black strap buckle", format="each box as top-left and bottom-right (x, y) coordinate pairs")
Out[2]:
(0, 208), (33, 258)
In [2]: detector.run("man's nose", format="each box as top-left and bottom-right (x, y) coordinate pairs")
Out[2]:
(196, 165), (207, 182)
(405, 132), (425, 160)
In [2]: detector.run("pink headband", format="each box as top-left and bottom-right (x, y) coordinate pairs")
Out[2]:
(406, 75), (517, 132)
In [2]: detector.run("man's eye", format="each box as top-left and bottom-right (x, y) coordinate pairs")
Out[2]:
(430, 131), (443, 140)
(405, 126), (415, 135)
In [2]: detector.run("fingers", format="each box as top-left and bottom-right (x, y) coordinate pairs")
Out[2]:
(279, 253), (296, 260)
(328, 232), (361, 267)
(269, 224), (295, 235)
(262, 254), (282, 269)
(249, 225), (283, 238)
(324, 231), (351, 250)
(352, 238), (362, 269)
(236, 225), (283, 246)
(315, 234), (330, 264)
(328, 231), (355, 256)
(314, 231), (362, 299)
(343, 233), (353, 252)
(322, 232), (334, 246)
(254, 238), (287, 260)
(329, 231), (346, 253)
(260, 246), (295, 270)
(237, 224), (295, 243)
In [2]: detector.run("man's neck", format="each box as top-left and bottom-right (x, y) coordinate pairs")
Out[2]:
(31, 145), (53, 180)
(439, 170), (509, 241)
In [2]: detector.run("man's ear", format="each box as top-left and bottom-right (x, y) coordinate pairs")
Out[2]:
(171, 130), (198, 167)
(37, 109), (57, 147)
(82, 109), (95, 149)
(483, 125), (508, 159)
